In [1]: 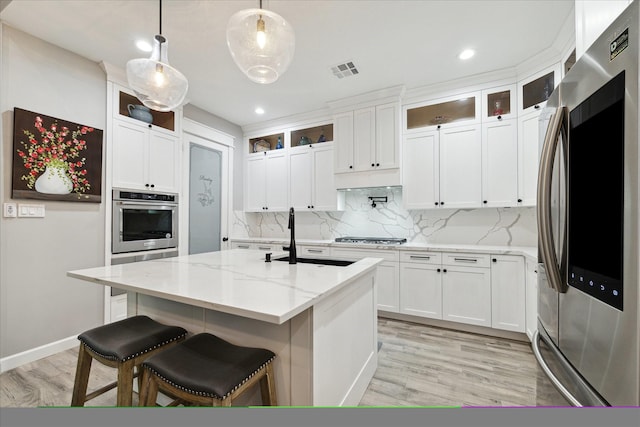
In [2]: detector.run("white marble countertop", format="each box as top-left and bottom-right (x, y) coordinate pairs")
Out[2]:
(68, 249), (383, 325)
(230, 237), (538, 261)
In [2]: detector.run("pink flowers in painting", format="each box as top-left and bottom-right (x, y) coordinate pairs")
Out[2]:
(16, 115), (95, 195)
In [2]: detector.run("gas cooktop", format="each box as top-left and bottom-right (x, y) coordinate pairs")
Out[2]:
(334, 237), (407, 245)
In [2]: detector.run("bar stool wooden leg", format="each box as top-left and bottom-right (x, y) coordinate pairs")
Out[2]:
(116, 359), (136, 407)
(260, 363), (277, 406)
(71, 343), (93, 406)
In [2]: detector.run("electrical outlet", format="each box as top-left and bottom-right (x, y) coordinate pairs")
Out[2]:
(3, 203), (17, 218)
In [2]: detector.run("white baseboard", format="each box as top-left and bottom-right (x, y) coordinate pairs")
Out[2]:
(0, 335), (78, 373)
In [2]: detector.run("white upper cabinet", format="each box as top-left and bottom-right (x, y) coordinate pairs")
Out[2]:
(438, 124), (482, 209)
(245, 150), (288, 212)
(481, 84), (517, 122)
(482, 118), (518, 207)
(334, 102), (400, 173)
(517, 64), (561, 116)
(334, 111), (354, 173)
(402, 123), (482, 209)
(404, 92), (480, 134)
(112, 116), (179, 193)
(111, 85), (181, 193)
(402, 131), (440, 209)
(289, 143), (337, 211)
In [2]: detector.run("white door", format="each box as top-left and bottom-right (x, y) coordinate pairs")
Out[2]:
(334, 112), (354, 173)
(518, 110), (543, 206)
(400, 263), (442, 319)
(181, 128), (231, 255)
(402, 131), (439, 209)
(375, 103), (399, 169)
(490, 255), (525, 332)
(442, 265), (491, 327)
(353, 107), (375, 171)
(481, 119), (518, 207)
(439, 124), (482, 208)
(289, 148), (312, 210)
(312, 144), (337, 210)
(112, 120), (147, 190)
(148, 132), (179, 193)
(245, 156), (266, 212)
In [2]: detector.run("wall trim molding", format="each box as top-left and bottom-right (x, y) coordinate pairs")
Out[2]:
(0, 335), (78, 373)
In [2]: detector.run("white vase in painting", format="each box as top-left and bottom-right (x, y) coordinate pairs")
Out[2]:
(35, 165), (73, 194)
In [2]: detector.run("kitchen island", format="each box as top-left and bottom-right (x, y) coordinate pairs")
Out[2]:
(67, 249), (382, 406)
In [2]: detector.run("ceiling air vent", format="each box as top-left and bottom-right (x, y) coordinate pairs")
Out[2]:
(331, 61), (359, 79)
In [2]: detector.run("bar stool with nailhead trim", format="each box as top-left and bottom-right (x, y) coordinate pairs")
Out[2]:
(138, 333), (277, 407)
(71, 315), (188, 406)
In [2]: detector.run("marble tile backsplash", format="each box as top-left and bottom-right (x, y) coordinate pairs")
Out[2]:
(232, 187), (537, 247)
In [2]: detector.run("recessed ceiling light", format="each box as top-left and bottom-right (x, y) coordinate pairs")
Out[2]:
(459, 49), (475, 60)
(255, 107), (265, 115)
(135, 40), (153, 52)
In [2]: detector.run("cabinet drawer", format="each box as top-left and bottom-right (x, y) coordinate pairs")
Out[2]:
(442, 252), (490, 268)
(400, 251), (442, 265)
(331, 248), (399, 262)
(298, 246), (331, 257)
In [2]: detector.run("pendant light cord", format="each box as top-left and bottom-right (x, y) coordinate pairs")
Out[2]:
(159, 0), (163, 35)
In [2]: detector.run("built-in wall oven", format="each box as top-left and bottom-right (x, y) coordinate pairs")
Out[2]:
(112, 188), (179, 254)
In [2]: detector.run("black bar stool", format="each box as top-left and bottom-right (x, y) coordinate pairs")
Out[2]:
(139, 333), (277, 407)
(71, 315), (187, 406)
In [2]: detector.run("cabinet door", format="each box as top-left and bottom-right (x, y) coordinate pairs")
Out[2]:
(442, 265), (491, 327)
(377, 262), (399, 313)
(402, 132), (439, 209)
(353, 107), (375, 171)
(334, 112), (354, 173)
(481, 119), (518, 207)
(525, 260), (538, 341)
(264, 151), (288, 211)
(289, 149), (312, 210)
(517, 110), (542, 206)
(399, 263), (442, 319)
(312, 144), (337, 210)
(439, 125), (482, 208)
(490, 255), (525, 332)
(375, 103), (399, 169)
(148, 132), (179, 193)
(245, 156), (266, 211)
(112, 120), (148, 190)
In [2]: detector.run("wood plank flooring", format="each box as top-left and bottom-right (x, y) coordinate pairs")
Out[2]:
(0, 318), (566, 407)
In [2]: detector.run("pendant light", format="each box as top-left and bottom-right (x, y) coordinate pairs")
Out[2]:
(126, 0), (188, 112)
(226, 0), (295, 84)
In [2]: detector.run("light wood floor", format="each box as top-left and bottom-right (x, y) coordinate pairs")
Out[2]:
(0, 318), (566, 407)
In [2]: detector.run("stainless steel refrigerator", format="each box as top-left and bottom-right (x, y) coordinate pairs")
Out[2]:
(533, 1), (639, 406)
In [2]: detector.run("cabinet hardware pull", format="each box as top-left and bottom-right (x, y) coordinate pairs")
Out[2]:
(492, 258), (497, 263)
(534, 105), (540, 109)
(437, 268), (441, 272)
(376, 163), (380, 166)
(349, 165), (353, 169)
(497, 115), (502, 120)
(483, 200), (487, 204)
(443, 268), (447, 273)
(409, 255), (431, 260)
(308, 249), (323, 253)
(222, 237), (229, 242)
(371, 163), (375, 167)
(518, 198), (523, 203)
(437, 125), (441, 129)
(238, 245), (250, 249)
(453, 257), (478, 263)
(258, 246), (271, 250)
(434, 202), (439, 206)
(440, 201), (445, 205)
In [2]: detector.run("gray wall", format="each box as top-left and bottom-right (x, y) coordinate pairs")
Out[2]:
(0, 24), (106, 358)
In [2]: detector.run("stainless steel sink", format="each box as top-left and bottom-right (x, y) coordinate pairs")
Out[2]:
(273, 256), (354, 267)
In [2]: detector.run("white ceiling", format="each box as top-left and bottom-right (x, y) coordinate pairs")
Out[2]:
(1, 0), (574, 128)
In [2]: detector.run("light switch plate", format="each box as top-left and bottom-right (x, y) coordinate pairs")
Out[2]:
(3, 202), (17, 217)
(17, 203), (45, 218)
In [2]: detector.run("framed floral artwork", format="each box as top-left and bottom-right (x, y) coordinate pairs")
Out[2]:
(12, 108), (103, 202)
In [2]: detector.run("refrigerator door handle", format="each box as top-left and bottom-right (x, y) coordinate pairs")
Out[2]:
(537, 106), (568, 293)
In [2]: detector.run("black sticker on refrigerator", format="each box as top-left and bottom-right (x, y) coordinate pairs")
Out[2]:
(610, 28), (629, 61)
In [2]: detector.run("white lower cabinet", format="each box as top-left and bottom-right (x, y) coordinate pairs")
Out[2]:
(110, 294), (128, 323)
(399, 252), (442, 319)
(441, 254), (492, 327)
(525, 259), (538, 340)
(490, 255), (526, 332)
(332, 248), (399, 313)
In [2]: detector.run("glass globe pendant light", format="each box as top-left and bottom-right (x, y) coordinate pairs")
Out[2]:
(226, 0), (295, 84)
(126, 0), (188, 112)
